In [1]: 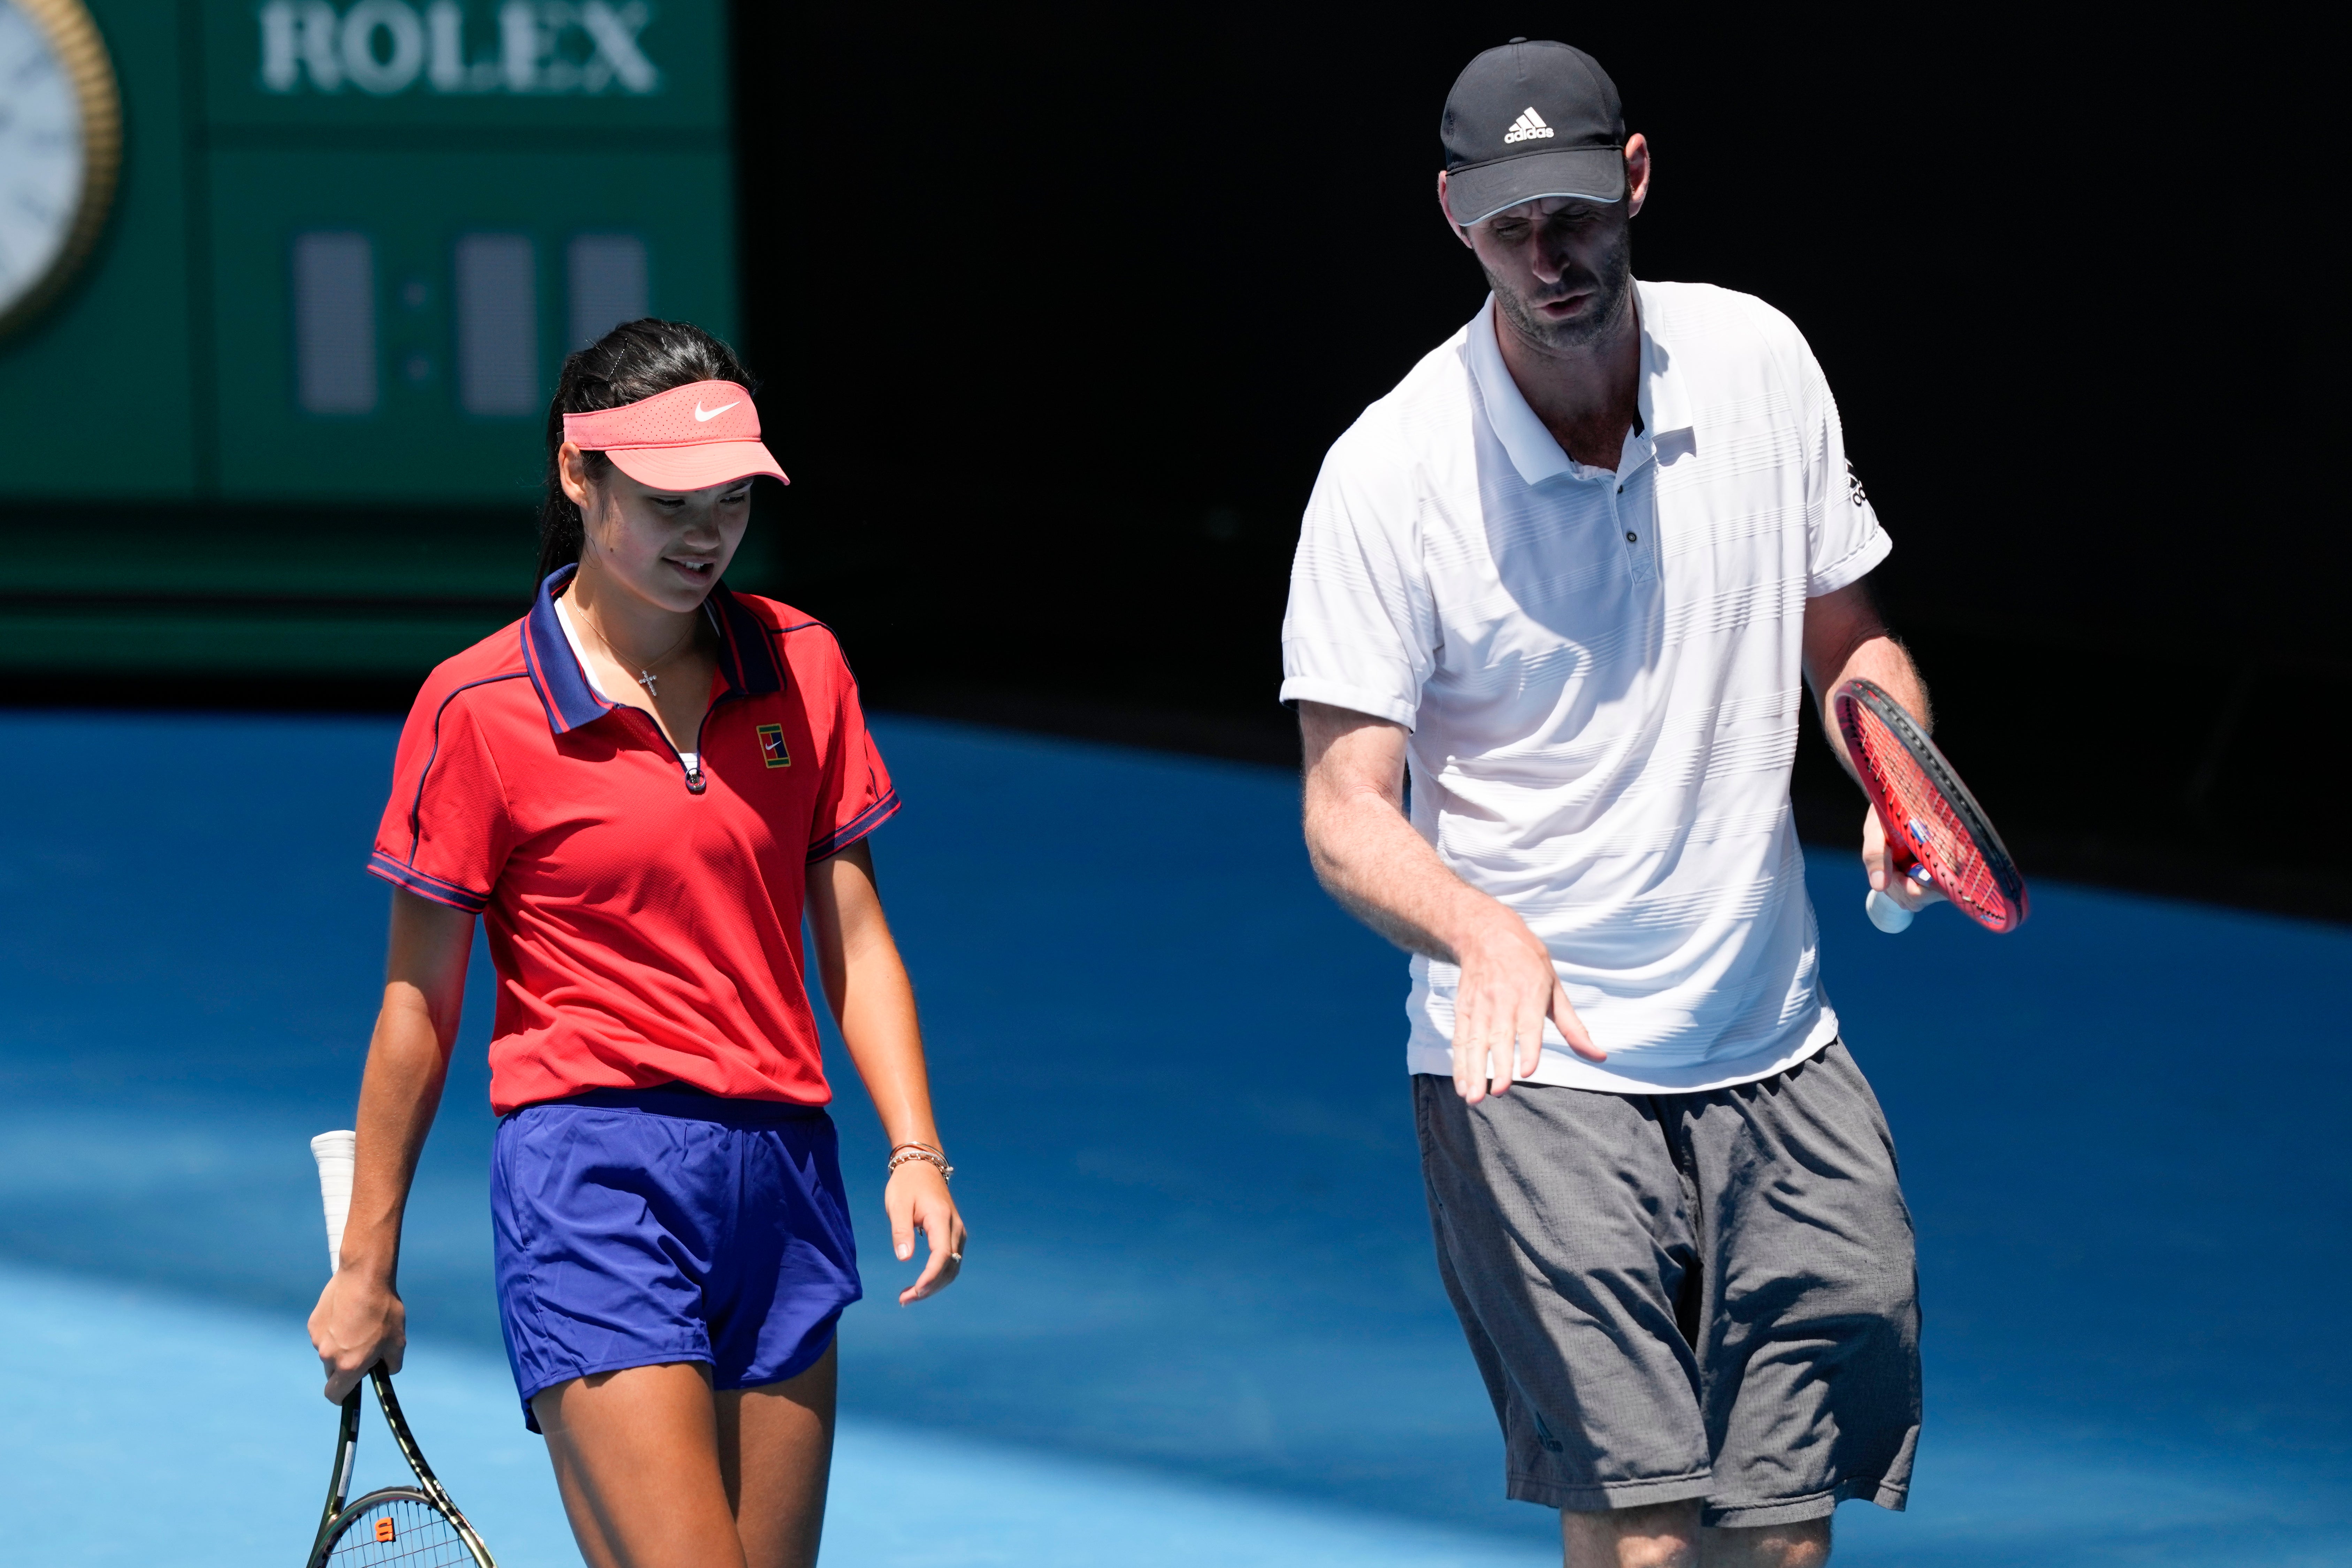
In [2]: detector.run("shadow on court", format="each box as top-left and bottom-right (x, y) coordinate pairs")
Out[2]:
(0, 710), (2344, 1565)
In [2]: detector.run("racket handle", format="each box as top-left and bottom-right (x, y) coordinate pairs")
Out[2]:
(311, 1130), (357, 1275)
(1865, 889), (1914, 934)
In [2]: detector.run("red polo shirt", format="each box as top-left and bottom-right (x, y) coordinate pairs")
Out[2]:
(368, 570), (899, 1115)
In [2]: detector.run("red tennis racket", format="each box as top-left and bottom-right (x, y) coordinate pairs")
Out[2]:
(1832, 677), (2028, 935)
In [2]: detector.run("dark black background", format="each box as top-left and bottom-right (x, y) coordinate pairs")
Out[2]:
(733, 8), (2340, 913)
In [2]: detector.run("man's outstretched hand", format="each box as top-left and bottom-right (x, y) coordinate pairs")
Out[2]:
(1296, 701), (1603, 1101)
(1450, 910), (1603, 1104)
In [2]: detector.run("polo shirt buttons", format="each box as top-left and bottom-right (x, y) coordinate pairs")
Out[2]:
(1625, 531), (1638, 542)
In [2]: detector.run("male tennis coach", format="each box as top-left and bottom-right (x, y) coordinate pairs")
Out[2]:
(1282, 40), (1938, 1568)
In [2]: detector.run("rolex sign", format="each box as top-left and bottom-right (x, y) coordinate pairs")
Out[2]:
(0, 0), (731, 507)
(256, 2), (660, 99)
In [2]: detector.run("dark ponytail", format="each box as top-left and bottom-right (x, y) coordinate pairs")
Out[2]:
(537, 319), (755, 585)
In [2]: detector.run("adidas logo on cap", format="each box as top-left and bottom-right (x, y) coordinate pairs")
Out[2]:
(1502, 107), (1555, 145)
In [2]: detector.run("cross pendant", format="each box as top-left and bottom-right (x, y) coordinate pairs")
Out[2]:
(636, 669), (658, 697)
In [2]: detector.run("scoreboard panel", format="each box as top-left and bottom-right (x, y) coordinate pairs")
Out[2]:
(0, 0), (741, 674)
(5, 0), (735, 502)
(205, 144), (733, 500)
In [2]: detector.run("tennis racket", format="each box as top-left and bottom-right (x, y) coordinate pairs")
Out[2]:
(306, 1130), (497, 1568)
(1832, 677), (2028, 935)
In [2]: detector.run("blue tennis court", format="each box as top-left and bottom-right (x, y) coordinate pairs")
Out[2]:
(1, 709), (2344, 1566)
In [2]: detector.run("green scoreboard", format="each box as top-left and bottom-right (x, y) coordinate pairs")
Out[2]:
(0, 0), (738, 676)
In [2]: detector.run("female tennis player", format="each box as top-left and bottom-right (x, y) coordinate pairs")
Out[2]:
(308, 317), (964, 1568)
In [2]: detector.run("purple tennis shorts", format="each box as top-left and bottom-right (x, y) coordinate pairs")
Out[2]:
(491, 1083), (862, 1430)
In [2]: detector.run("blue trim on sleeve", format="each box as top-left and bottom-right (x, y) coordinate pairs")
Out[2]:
(366, 852), (490, 913)
(807, 789), (901, 862)
(378, 670), (524, 914)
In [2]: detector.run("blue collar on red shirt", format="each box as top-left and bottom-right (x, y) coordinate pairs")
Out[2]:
(520, 566), (782, 736)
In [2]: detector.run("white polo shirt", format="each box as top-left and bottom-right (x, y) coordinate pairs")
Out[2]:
(1281, 280), (1890, 1092)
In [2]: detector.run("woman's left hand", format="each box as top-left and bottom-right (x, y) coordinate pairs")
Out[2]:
(886, 1160), (965, 1304)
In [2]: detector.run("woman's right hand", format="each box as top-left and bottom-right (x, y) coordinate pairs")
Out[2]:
(309, 1266), (407, 1402)
(311, 891), (473, 1402)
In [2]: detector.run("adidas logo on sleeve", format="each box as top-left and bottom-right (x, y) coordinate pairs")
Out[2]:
(1502, 108), (1555, 144)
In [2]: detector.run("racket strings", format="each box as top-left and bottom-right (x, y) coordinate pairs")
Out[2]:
(1855, 711), (2011, 925)
(323, 1493), (474, 1566)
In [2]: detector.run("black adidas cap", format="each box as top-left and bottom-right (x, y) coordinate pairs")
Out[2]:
(1441, 40), (1627, 227)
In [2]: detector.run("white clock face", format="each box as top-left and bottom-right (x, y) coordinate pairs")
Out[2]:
(0, 1), (90, 322)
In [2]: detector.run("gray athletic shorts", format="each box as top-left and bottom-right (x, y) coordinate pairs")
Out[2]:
(1414, 1041), (1921, 1528)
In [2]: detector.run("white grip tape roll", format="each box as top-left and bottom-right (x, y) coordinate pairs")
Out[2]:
(311, 1130), (357, 1275)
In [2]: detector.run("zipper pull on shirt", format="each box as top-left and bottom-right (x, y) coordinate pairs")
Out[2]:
(680, 750), (707, 794)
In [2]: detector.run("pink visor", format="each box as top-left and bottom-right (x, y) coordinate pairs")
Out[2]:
(561, 381), (788, 492)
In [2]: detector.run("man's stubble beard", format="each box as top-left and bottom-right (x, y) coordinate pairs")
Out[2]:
(1485, 225), (1633, 355)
